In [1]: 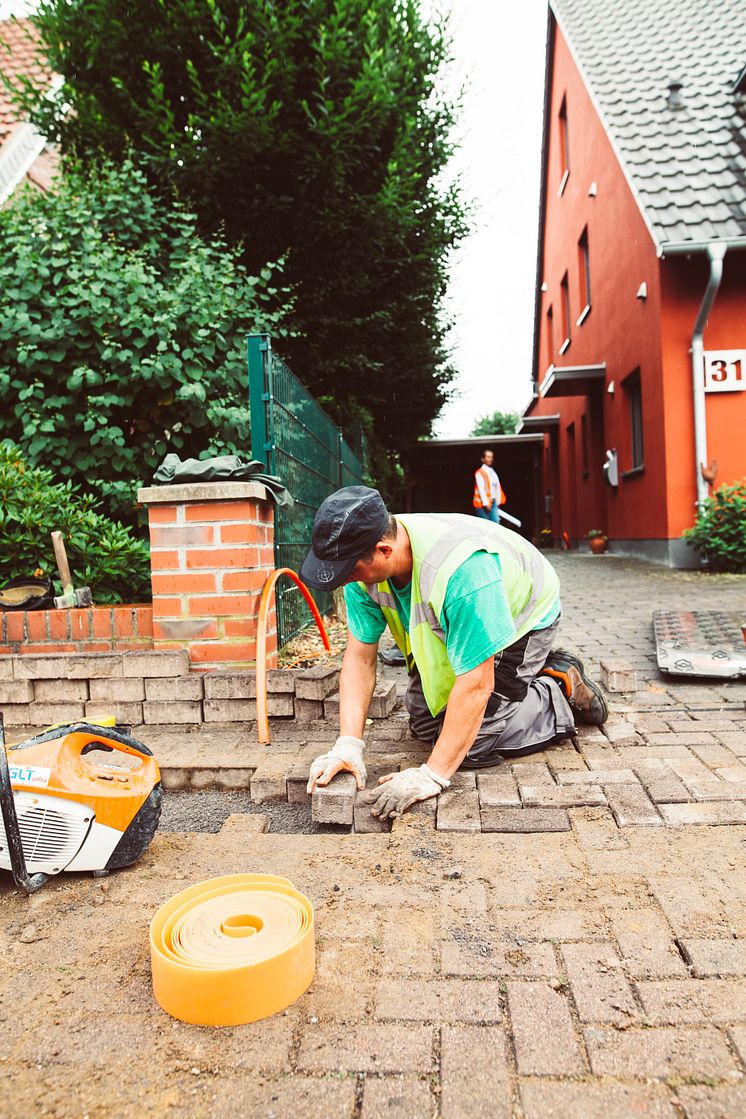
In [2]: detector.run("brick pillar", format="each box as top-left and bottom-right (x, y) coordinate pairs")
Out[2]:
(137, 482), (277, 670)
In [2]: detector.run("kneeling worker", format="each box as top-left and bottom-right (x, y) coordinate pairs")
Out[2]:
(300, 486), (607, 820)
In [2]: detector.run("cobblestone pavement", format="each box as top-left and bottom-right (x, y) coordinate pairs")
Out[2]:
(2, 553), (746, 1118)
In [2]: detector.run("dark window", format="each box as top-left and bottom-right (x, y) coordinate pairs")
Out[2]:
(577, 227), (591, 320)
(624, 370), (644, 470)
(545, 305), (554, 364)
(558, 97), (570, 193)
(560, 273), (571, 353)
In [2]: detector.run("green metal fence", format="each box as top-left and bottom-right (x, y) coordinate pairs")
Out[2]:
(248, 334), (364, 646)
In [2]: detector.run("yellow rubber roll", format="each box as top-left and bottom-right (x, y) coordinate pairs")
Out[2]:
(150, 873), (315, 1026)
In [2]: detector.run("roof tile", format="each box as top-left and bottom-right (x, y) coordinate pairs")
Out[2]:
(552, 0), (746, 244)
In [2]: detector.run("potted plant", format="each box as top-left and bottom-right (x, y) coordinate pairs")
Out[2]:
(587, 529), (608, 555)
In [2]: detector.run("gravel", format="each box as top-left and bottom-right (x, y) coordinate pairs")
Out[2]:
(159, 789), (350, 834)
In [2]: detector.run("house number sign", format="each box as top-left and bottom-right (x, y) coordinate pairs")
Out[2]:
(704, 350), (746, 393)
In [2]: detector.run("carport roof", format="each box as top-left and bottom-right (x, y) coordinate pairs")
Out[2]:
(410, 434), (544, 448)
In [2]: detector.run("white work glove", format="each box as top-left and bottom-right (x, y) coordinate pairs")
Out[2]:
(365, 764), (450, 820)
(307, 735), (367, 793)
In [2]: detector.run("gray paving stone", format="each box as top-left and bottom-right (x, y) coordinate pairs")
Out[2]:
(353, 790), (391, 833)
(361, 1078), (434, 1119)
(520, 784), (607, 808)
(601, 657), (639, 692)
(676, 1084), (746, 1119)
(558, 768), (638, 784)
(561, 942), (639, 1024)
(436, 786), (481, 833)
(679, 939), (746, 978)
(294, 665), (340, 701)
(480, 807), (571, 832)
(688, 781), (746, 800)
(511, 760), (555, 785)
(312, 771), (356, 824)
(375, 978), (501, 1022)
(476, 771), (520, 807)
(605, 783), (663, 827)
(636, 979), (746, 1024)
(296, 1023), (434, 1073)
(440, 1026), (511, 1119)
(633, 759), (693, 803)
(520, 1082), (677, 1119)
(585, 1025), (738, 1079)
(508, 982), (584, 1075)
(369, 679), (397, 718)
(603, 720), (642, 746)
(659, 801), (746, 826)
(609, 908), (688, 979)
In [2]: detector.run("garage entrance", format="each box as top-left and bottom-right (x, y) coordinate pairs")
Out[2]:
(402, 435), (544, 541)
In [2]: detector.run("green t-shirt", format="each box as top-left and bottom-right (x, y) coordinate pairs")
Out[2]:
(344, 552), (560, 676)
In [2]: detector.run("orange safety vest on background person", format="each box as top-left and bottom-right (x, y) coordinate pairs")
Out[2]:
(473, 466), (506, 508)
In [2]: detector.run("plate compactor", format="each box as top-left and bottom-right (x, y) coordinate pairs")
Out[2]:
(0, 714), (161, 894)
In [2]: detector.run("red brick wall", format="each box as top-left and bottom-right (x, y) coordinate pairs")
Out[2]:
(0, 605), (153, 655)
(147, 495), (277, 670)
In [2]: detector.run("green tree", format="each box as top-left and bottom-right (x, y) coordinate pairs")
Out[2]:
(470, 410), (521, 436)
(0, 160), (288, 522)
(15, 0), (466, 457)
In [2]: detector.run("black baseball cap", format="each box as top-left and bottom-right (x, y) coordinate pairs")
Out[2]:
(299, 486), (390, 591)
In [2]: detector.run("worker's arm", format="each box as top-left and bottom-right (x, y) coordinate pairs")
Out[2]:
(426, 656), (495, 778)
(339, 634), (379, 738)
(307, 634), (378, 793)
(367, 656), (495, 818)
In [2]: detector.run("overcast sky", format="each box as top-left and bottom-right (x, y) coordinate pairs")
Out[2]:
(434, 0), (548, 437)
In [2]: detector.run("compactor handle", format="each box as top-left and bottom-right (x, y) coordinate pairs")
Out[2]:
(72, 724), (155, 761)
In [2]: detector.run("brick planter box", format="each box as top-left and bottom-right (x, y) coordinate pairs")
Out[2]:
(138, 481), (277, 671)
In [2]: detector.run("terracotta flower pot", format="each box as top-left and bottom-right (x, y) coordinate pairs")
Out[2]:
(589, 536), (607, 554)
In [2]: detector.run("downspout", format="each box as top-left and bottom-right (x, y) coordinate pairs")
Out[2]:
(691, 243), (727, 509)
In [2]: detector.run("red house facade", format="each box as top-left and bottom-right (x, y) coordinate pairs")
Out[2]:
(524, 0), (746, 566)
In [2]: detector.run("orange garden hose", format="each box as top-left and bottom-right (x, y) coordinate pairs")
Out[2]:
(150, 873), (315, 1026)
(256, 567), (331, 744)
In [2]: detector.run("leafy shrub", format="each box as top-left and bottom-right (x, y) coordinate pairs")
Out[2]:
(683, 479), (746, 573)
(0, 441), (151, 602)
(0, 159), (290, 523)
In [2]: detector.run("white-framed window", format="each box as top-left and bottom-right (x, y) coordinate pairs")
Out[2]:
(577, 227), (591, 324)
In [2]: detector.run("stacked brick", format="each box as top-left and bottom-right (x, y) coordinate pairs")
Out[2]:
(138, 482), (277, 671)
(0, 656), (395, 731)
(0, 605), (153, 656)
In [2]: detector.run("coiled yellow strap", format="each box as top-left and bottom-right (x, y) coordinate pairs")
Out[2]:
(150, 873), (315, 1026)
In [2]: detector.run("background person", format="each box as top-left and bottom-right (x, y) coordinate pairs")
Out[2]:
(301, 486), (607, 820)
(473, 448), (503, 522)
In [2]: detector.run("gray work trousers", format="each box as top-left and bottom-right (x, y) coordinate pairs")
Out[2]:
(405, 617), (575, 768)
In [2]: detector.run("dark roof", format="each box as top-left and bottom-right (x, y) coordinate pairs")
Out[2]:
(552, 0), (746, 247)
(0, 18), (52, 144)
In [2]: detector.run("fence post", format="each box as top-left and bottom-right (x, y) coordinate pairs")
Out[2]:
(248, 333), (271, 467)
(337, 428), (344, 488)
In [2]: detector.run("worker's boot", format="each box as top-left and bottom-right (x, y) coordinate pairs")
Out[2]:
(540, 650), (608, 726)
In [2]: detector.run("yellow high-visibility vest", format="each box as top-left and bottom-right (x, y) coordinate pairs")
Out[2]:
(360, 514), (559, 715)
